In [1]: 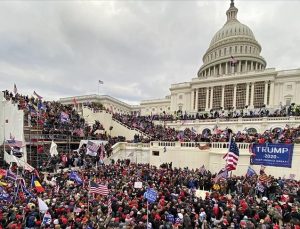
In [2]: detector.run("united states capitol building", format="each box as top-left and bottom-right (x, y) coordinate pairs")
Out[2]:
(61, 0), (300, 118)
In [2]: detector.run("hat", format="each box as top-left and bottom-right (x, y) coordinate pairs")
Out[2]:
(54, 219), (59, 225)
(178, 213), (183, 219)
(223, 219), (229, 225)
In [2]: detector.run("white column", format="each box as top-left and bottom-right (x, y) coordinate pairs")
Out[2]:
(233, 84), (237, 108)
(250, 82), (255, 108)
(264, 81), (268, 105)
(255, 62), (258, 70)
(208, 68), (211, 76)
(205, 87), (209, 111)
(246, 83), (250, 106)
(251, 61), (254, 71)
(210, 87), (214, 109)
(195, 89), (199, 111)
(213, 66), (216, 76)
(225, 62), (228, 74)
(221, 85), (225, 108)
(191, 90), (195, 111)
(238, 61), (241, 73)
(269, 81), (275, 107)
(219, 64), (222, 75)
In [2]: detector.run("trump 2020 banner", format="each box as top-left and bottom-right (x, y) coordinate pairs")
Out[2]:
(250, 144), (294, 168)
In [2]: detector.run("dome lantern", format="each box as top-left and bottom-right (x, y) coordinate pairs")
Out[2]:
(226, 0), (238, 22)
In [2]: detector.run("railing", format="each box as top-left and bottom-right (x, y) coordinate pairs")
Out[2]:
(111, 141), (253, 156)
(24, 133), (101, 143)
(112, 118), (151, 138)
(160, 116), (300, 125)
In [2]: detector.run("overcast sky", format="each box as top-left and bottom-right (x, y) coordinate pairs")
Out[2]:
(1, 0), (300, 104)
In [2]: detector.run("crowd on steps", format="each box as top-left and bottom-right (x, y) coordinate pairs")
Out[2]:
(112, 113), (300, 144)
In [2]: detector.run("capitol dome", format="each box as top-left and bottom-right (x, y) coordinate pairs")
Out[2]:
(209, 21), (255, 48)
(198, 0), (266, 78)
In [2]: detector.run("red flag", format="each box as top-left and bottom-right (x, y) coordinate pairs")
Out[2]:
(37, 145), (44, 153)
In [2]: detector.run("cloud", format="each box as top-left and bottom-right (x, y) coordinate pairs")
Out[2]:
(0, 1), (299, 103)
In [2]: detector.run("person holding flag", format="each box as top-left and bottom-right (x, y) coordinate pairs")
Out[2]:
(223, 135), (240, 171)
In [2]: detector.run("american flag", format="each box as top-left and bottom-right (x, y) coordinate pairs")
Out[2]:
(259, 165), (272, 183)
(86, 141), (100, 157)
(89, 181), (109, 196)
(214, 168), (228, 183)
(223, 139), (239, 171)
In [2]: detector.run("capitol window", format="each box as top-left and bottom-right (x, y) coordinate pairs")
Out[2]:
(198, 88), (206, 112)
(240, 46), (243, 53)
(287, 84), (292, 89)
(253, 81), (265, 108)
(236, 83), (247, 109)
(179, 95), (183, 99)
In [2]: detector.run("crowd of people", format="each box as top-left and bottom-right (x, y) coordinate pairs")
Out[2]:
(113, 113), (300, 144)
(3, 90), (107, 141)
(148, 104), (300, 122)
(1, 162), (300, 228)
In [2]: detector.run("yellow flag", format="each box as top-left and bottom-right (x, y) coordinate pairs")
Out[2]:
(0, 180), (8, 186)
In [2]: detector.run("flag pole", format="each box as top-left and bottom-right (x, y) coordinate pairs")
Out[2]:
(2, 97), (6, 158)
(87, 180), (90, 215)
(146, 200), (149, 228)
(228, 132), (232, 177)
(13, 168), (20, 204)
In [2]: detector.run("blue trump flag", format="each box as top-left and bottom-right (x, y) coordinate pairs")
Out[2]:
(69, 171), (83, 185)
(144, 188), (157, 203)
(251, 143), (294, 168)
(0, 187), (11, 202)
(246, 166), (256, 177)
